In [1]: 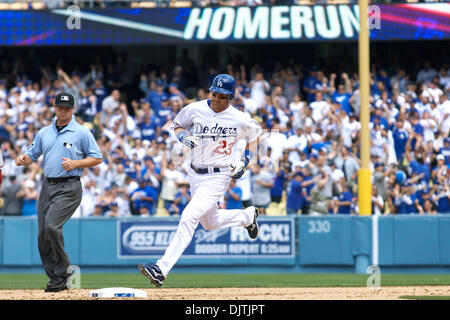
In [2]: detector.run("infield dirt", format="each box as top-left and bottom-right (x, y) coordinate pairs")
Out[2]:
(0, 286), (449, 300)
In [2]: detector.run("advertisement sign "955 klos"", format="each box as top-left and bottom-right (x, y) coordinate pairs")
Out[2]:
(117, 218), (295, 259)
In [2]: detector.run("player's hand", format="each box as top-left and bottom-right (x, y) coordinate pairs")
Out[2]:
(182, 136), (199, 149)
(177, 131), (199, 149)
(230, 160), (246, 180)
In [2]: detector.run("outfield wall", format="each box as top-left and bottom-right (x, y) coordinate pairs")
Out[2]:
(0, 215), (449, 274)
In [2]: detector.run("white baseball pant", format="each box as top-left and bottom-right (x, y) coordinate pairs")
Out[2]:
(156, 166), (254, 277)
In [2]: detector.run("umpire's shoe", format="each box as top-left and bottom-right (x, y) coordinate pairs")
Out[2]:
(138, 263), (165, 287)
(245, 206), (259, 239)
(45, 276), (69, 292)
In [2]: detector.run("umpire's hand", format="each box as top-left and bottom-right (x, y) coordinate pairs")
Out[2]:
(15, 154), (32, 167)
(62, 157), (77, 171)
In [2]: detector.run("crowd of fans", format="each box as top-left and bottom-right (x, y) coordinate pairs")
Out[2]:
(0, 49), (449, 217)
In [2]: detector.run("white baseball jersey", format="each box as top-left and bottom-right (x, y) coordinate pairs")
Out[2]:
(150, 100), (261, 279)
(170, 99), (261, 168)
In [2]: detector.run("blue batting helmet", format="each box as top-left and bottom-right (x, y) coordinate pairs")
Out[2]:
(209, 74), (236, 99)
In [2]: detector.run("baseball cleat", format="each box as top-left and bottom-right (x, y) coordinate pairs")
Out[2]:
(245, 207), (259, 239)
(138, 263), (165, 287)
(45, 274), (71, 292)
(45, 279), (68, 292)
(44, 284), (68, 292)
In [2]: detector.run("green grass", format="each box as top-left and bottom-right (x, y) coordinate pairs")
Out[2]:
(1, 273), (450, 290)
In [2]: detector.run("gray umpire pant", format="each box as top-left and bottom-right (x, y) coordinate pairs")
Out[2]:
(37, 178), (82, 281)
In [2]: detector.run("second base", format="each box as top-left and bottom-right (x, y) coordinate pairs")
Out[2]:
(89, 287), (147, 298)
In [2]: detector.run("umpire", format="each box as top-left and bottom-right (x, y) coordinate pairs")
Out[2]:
(15, 92), (102, 292)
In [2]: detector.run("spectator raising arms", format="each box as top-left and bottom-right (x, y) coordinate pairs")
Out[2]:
(0, 49), (449, 219)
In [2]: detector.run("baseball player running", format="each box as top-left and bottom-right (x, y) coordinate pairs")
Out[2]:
(138, 74), (261, 287)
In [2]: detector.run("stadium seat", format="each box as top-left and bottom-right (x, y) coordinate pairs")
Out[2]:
(266, 192), (287, 216)
(324, 0), (353, 4)
(31, 2), (45, 9)
(0, 3), (27, 10)
(131, 1), (157, 8)
(169, 1), (192, 7)
(156, 198), (170, 217)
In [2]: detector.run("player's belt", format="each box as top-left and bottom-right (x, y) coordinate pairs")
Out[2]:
(46, 176), (81, 184)
(190, 163), (222, 174)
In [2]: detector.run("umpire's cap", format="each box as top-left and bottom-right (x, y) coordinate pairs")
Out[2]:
(55, 92), (75, 108)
